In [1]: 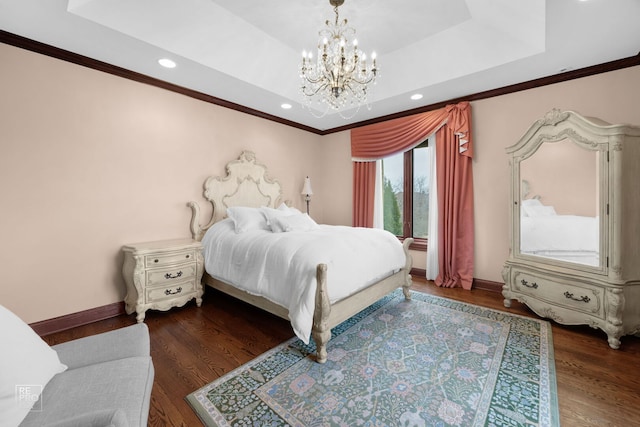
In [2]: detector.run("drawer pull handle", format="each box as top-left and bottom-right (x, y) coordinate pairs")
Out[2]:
(521, 279), (538, 289)
(154, 259), (159, 263)
(564, 291), (590, 303)
(165, 287), (182, 296)
(185, 254), (190, 259)
(164, 271), (183, 279)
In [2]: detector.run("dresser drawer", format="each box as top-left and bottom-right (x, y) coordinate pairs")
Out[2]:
(146, 264), (197, 287)
(513, 271), (604, 317)
(145, 250), (196, 268)
(146, 281), (196, 303)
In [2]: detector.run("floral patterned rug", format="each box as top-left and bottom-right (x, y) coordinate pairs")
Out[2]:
(186, 291), (558, 426)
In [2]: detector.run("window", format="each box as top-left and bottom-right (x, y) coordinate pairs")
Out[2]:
(381, 140), (431, 250)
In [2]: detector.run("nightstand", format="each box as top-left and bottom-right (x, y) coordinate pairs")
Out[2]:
(122, 238), (204, 322)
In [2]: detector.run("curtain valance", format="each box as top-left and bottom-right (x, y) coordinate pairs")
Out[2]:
(350, 101), (473, 161)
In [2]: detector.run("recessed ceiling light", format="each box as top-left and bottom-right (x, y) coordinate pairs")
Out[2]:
(410, 93), (423, 101)
(158, 58), (176, 68)
(281, 103), (292, 109)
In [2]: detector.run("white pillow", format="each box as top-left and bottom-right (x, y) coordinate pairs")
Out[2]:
(226, 206), (269, 233)
(277, 202), (302, 215)
(521, 198), (542, 207)
(521, 198), (543, 217)
(0, 305), (67, 426)
(261, 206), (295, 232)
(272, 213), (320, 232)
(276, 202), (290, 211)
(524, 204), (557, 217)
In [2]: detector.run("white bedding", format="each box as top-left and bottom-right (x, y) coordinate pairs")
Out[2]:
(201, 218), (407, 343)
(520, 214), (599, 265)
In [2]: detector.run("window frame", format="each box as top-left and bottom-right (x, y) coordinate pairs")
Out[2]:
(384, 141), (430, 252)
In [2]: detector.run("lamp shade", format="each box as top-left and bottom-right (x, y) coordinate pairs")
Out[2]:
(301, 176), (313, 195)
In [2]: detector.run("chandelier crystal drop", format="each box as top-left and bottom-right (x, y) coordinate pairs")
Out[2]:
(300, 0), (378, 118)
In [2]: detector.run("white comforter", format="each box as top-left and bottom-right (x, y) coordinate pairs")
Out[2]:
(520, 215), (598, 253)
(201, 219), (407, 343)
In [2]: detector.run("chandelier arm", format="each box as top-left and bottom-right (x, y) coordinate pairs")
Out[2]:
(302, 82), (332, 97)
(303, 74), (330, 85)
(346, 81), (372, 103)
(349, 74), (376, 85)
(343, 82), (362, 98)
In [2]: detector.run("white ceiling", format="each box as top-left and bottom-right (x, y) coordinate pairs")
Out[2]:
(1, 0), (639, 132)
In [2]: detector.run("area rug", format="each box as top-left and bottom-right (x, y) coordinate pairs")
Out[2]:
(186, 291), (559, 426)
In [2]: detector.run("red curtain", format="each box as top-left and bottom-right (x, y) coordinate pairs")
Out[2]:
(350, 102), (474, 289)
(434, 124), (474, 289)
(352, 162), (376, 228)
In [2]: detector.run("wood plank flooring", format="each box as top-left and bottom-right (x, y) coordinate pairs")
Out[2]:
(43, 278), (640, 426)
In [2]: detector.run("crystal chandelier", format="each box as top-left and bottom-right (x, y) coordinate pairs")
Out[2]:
(300, 0), (378, 118)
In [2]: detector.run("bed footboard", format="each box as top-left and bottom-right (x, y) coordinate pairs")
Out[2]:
(311, 238), (413, 363)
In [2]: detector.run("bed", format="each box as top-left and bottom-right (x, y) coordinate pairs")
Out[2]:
(520, 198), (599, 266)
(187, 151), (413, 363)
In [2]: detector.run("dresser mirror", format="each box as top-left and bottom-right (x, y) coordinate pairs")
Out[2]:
(517, 137), (602, 269)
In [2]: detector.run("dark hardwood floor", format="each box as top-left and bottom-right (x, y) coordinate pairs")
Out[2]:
(43, 278), (640, 426)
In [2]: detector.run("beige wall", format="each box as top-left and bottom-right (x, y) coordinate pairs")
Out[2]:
(0, 43), (323, 323)
(2, 40), (639, 323)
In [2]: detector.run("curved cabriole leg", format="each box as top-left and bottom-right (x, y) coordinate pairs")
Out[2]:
(136, 310), (146, 323)
(402, 238), (414, 300)
(403, 275), (413, 300)
(312, 263), (331, 364)
(501, 268), (512, 308)
(607, 335), (621, 350)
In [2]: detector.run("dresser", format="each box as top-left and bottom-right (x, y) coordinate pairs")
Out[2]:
(122, 238), (204, 322)
(502, 109), (640, 349)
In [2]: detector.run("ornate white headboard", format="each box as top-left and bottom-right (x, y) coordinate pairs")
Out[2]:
(188, 150), (282, 240)
(521, 179), (541, 201)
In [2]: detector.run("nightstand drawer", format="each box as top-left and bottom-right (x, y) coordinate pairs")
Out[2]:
(513, 271), (604, 317)
(146, 264), (197, 287)
(145, 250), (196, 268)
(146, 281), (196, 303)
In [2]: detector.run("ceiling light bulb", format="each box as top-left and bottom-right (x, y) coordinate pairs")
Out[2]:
(281, 103), (292, 109)
(411, 94), (423, 100)
(158, 58), (176, 68)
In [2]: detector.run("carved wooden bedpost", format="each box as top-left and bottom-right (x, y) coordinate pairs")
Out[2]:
(187, 201), (203, 241)
(402, 238), (414, 300)
(312, 263), (331, 364)
(188, 201), (217, 242)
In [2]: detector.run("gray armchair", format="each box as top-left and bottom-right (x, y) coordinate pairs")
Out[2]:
(20, 324), (154, 427)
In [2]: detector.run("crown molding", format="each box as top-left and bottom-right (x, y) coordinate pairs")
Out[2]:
(2, 30), (639, 136)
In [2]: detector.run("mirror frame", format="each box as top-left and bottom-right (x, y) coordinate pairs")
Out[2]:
(507, 109), (609, 274)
